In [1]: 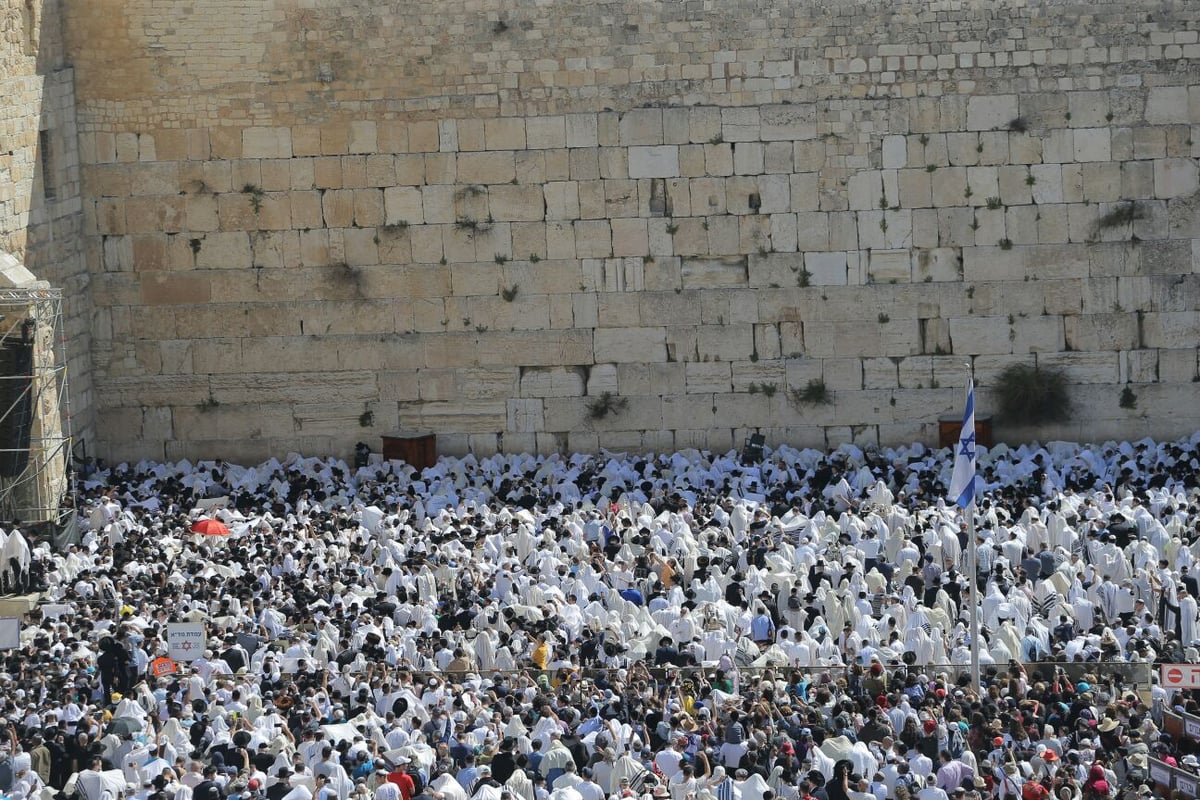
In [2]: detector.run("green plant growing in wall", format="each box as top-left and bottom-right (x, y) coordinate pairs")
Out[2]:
(529, 253), (540, 262)
(196, 394), (220, 412)
(998, 238), (1013, 250)
(494, 253), (508, 264)
(242, 184), (265, 214)
(586, 391), (628, 420)
(986, 196), (1003, 210)
(878, 312), (890, 323)
(993, 363), (1070, 424)
(790, 379), (831, 406)
(1119, 386), (1138, 410)
(665, 221), (679, 235)
(501, 285), (519, 302)
(359, 409), (374, 428)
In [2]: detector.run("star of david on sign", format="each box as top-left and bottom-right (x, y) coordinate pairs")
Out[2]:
(179, 641), (193, 652)
(959, 433), (976, 460)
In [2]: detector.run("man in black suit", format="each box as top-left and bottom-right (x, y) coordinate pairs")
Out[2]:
(193, 766), (224, 800)
(1181, 566), (1200, 599)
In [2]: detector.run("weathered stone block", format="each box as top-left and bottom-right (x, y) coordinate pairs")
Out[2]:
(760, 104), (817, 140)
(948, 316), (1011, 354)
(594, 327), (666, 362)
(804, 252), (848, 285)
(1154, 158), (1199, 198)
(619, 109), (664, 146)
(967, 95), (1018, 131)
(1146, 87), (1190, 124)
(628, 145), (680, 178)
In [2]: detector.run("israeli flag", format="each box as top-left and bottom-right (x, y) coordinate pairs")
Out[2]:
(948, 378), (977, 509)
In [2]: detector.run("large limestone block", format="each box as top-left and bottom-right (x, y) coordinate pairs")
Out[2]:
(721, 107), (761, 142)
(484, 119), (526, 150)
(863, 358), (899, 389)
(680, 256), (748, 288)
(948, 316), (1012, 355)
(488, 185), (545, 222)
(525, 116), (566, 150)
(457, 152), (515, 184)
(506, 398), (545, 432)
(543, 182), (580, 220)
(1036, 351), (1119, 384)
(1010, 316), (1065, 354)
(697, 324), (754, 361)
(804, 252), (848, 285)
(566, 114), (599, 148)
(210, 371), (378, 405)
(628, 146), (680, 178)
(967, 95), (1018, 131)
(748, 252), (802, 288)
(883, 135), (908, 169)
(1146, 86), (1190, 124)
(1154, 158), (1199, 198)
(619, 109), (664, 146)
(384, 186), (424, 225)
(594, 327), (666, 362)
(1064, 313), (1138, 351)
(760, 104), (817, 140)
(662, 394), (718, 430)
(803, 321), (881, 358)
(519, 366), (585, 397)
(1158, 348), (1199, 383)
(1073, 128), (1111, 162)
(963, 245), (1025, 281)
(731, 361), (786, 392)
(868, 249), (912, 283)
(712, 392), (770, 428)
(913, 247), (961, 282)
(398, 400), (507, 433)
(574, 220), (612, 257)
(1142, 312), (1200, 349)
(586, 363), (618, 395)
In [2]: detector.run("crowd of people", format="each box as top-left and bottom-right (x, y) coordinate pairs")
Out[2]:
(2, 432), (1200, 800)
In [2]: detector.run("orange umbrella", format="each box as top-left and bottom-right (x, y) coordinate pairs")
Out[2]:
(189, 518), (230, 536)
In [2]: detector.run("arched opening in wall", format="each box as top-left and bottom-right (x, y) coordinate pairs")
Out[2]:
(22, 0), (40, 57)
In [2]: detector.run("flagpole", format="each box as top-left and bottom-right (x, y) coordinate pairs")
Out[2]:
(968, 497), (980, 690)
(947, 360), (980, 691)
(966, 361), (980, 691)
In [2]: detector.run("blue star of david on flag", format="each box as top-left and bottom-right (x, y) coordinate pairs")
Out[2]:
(948, 378), (977, 509)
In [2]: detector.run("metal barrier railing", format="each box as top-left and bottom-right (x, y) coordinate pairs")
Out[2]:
(1149, 757), (1200, 798)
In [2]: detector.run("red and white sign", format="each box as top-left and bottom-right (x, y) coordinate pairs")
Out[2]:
(1161, 663), (1200, 690)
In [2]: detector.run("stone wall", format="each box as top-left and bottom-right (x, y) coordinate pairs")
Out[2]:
(58, 0), (1200, 462)
(1, 0), (94, 451)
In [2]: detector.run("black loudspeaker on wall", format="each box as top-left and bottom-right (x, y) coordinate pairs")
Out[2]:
(0, 322), (35, 478)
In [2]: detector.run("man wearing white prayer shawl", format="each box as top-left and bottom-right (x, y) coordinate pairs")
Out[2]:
(1179, 588), (1199, 646)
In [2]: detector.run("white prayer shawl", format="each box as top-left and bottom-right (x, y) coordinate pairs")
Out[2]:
(733, 775), (771, 800)
(505, 770), (535, 800)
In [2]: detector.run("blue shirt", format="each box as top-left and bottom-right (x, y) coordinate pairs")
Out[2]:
(750, 613), (775, 642)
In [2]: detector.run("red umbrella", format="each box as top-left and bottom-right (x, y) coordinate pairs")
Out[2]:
(189, 518), (230, 536)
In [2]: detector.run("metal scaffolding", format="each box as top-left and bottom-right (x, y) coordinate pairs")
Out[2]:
(0, 287), (72, 525)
